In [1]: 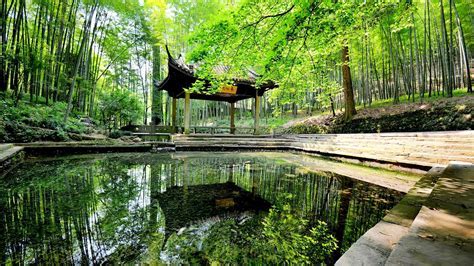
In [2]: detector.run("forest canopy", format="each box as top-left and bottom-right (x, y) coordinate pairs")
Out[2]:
(1, 0), (472, 133)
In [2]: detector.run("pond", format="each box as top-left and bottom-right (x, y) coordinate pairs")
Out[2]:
(0, 152), (404, 264)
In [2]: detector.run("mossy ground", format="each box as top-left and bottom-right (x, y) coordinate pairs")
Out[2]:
(0, 93), (94, 143)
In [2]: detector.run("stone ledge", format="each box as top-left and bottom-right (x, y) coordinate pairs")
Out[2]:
(0, 146), (25, 173)
(336, 165), (445, 265)
(335, 221), (409, 266)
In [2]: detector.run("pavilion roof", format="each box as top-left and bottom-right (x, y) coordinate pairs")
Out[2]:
(154, 46), (277, 103)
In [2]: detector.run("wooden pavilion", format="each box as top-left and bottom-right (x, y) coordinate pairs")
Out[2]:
(155, 46), (277, 134)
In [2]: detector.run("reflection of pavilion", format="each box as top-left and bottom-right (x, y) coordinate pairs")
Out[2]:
(153, 182), (271, 238)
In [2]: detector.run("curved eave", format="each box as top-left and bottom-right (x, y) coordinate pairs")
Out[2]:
(155, 46), (278, 102)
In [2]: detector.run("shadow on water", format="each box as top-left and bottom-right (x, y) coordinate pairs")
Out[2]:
(0, 152), (403, 264)
(154, 182), (271, 240)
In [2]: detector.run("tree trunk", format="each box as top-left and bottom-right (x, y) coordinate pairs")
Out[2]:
(152, 44), (163, 125)
(452, 1), (472, 93)
(341, 44), (356, 120)
(64, 3), (97, 122)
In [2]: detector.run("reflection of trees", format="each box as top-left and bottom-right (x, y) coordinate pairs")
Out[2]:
(0, 159), (99, 264)
(1, 153), (403, 264)
(0, 156), (167, 264)
(169, 155), (402, 260)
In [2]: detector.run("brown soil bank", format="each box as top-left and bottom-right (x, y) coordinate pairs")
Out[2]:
(282, 96), (473, 134)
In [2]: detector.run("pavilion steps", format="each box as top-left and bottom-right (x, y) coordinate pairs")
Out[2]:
(173, 135), (291, 150)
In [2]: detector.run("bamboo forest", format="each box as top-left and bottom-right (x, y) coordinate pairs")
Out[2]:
(1, 0), (473, 265)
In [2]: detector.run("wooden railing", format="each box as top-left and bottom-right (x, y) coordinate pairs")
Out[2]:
(132, 125), (271, 135)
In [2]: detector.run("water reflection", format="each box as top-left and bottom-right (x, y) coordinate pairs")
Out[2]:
(0, 152), (403, 264)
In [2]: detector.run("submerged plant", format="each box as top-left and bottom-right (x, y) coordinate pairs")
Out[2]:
(256, 195), (338, 264)
(161, 194), (338, 264)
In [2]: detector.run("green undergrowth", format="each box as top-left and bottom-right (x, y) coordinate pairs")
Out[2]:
(0, 93), (94, 143)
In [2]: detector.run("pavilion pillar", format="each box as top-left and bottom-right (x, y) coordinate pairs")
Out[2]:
(230, 102), (235, 134)
(171, 97), (177, 133)
(254, 95), (260, 135)
(184, 91), (191, 134)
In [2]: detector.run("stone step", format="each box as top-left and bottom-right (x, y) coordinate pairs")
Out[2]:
(174, 138), (473, 165)
(335, 166), (445, 266)
(289, 138), (474, 146)
(385, 207), (474, 265)
(0, 144), (14, 152)
(289, 131), (474, 139)
(290, 136), (474, 147)
(175, 139), (473, 159)
(291, 143), (473, 164)
(0, 146), (24, 164)
(294, 141), (474, 156)
(385, 162), (474, 265)
(294, 145), (436, 168)
(174, 137), (474, 160)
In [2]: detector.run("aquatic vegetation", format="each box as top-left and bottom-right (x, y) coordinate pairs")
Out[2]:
(161, 198), (337, 264)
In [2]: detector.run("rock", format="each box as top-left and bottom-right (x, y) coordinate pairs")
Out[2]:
(80, 117), (95, 127)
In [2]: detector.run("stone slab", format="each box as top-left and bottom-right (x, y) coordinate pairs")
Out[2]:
(385, 162), (474, 265)
(0, 144), (14, 152)
(385, 207), (474, 266)
(335, 221), (409, 266)
(0, 146), (24, 163)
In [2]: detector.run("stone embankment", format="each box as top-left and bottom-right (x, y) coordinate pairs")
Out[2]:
(173, 131), (474, 169)
(0, 144), (24, 172)
(2, 131), (473, 172)
(336, 162), (474, 266)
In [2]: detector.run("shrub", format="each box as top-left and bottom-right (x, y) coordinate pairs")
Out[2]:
(99, 90), (144, 131)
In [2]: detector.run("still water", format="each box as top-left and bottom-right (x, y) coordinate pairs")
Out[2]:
(0, 152), (403, 264)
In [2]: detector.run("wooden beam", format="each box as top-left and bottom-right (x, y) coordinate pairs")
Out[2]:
(254, 95), (260, 135)
(171, 97), (177, 133)
(230, 102), (235, 134)
(184, 92), (191, 134)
